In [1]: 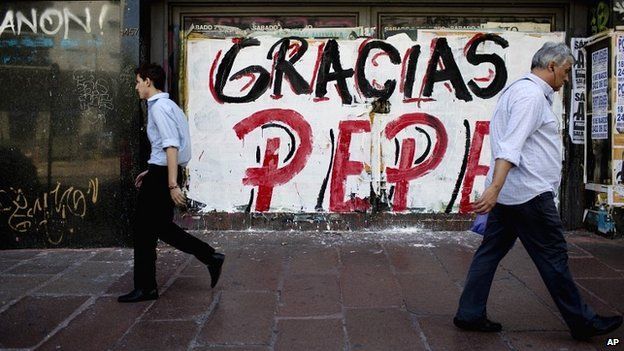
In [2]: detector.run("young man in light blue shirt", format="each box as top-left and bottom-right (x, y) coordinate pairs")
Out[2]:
(118, 63), (224, 303)
(454, 42), (622, 340)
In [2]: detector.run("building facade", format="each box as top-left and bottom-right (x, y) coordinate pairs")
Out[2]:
(0, 0), (599, 248)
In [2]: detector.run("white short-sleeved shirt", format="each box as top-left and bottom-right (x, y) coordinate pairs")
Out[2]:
(146, 92), (192, 167)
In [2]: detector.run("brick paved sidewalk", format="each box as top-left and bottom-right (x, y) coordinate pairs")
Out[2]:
(0, 230), (622, 350)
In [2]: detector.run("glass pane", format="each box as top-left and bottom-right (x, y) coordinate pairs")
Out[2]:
(0, 1), (127, 247)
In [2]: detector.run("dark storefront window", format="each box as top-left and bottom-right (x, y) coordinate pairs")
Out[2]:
(0, 1), (137, 248)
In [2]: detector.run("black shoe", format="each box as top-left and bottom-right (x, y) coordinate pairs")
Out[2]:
(571, 315), (623, 341)
(117, 288), (158, 303)
(453, 317), (502, 332)
(207, 253), (225, 288)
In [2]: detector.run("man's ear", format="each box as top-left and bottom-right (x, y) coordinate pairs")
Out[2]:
(548, 62), (556, 72)
(145, 77), (152, 87)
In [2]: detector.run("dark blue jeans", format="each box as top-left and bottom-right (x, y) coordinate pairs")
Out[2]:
(455, 192), (595, 331)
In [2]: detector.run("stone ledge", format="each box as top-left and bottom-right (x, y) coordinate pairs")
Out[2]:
(175, 211), (474, 231)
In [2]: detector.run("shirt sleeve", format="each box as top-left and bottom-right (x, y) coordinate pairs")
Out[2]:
(494, 91), (543, 167)
(152, 102), (180, 149)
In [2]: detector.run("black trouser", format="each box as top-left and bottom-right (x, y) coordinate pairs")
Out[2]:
(133, 164), (215, 290)
(456, 192), (595, 332)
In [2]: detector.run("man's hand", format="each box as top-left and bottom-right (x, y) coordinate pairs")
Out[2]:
(135, 170), (148, 189)
(472, 159), (513, 214)
(169, 186), (187, 207)
(472, 185), (500, 214)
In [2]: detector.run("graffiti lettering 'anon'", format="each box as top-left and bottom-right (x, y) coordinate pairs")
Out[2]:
(0, 5), (109, 39)
(186, 31), (565, 213)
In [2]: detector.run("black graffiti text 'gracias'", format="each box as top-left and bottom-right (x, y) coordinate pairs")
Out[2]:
(211, 34), (509, 104)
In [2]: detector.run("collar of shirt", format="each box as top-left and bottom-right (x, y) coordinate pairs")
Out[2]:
(147, 92), (169, 107)
(524, 73), (554, 106)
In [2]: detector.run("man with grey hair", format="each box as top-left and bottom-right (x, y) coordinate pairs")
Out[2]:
(453, 42), (622, 340)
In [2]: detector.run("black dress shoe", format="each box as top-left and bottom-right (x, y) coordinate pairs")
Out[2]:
(453, 317), (502, 332)
(207, 253), (225, 288)
(571, 315), (623, 341)
(117, 288), (158, 303)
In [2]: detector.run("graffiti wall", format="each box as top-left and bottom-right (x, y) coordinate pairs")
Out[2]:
(185, 31), (564, 214)
(0, 1), (138, 248)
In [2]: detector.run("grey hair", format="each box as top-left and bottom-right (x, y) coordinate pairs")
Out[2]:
(530, 42), (574, 70)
